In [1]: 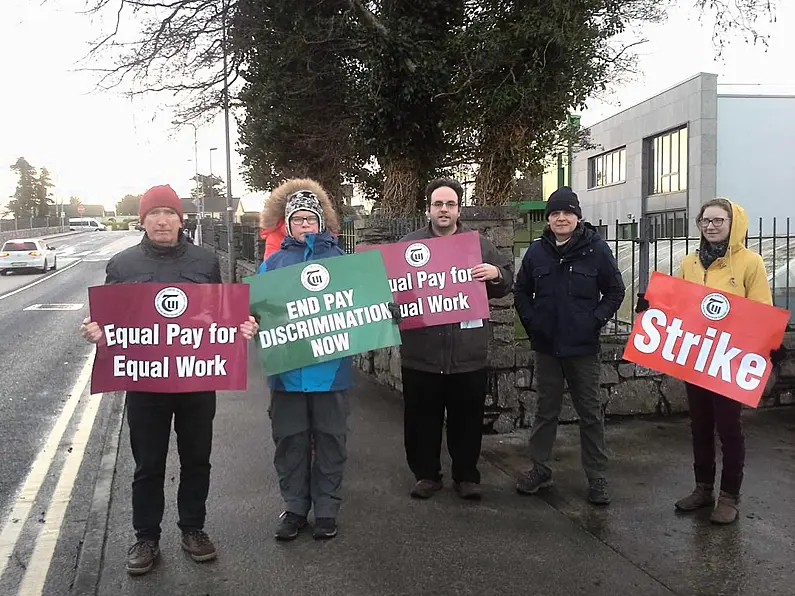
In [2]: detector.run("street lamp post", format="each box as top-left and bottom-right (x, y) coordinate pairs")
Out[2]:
(208, 146), (218, 222)
(222, 0), (236, 282)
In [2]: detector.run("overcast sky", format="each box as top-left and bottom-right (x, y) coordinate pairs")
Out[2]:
(0, 0), (792, 212)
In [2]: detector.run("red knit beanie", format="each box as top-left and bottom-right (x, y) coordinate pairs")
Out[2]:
(139, 185), (184, 222)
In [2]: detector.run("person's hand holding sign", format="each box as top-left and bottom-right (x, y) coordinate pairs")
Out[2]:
(80, 317), (103, 344)
(240, 315), (259, 340)
(472, 263), (501, 283)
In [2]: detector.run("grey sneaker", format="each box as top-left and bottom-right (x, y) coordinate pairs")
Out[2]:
(588, 478), (611, 505)
(516, 467), (552, 495)
(312, 517), (338, 540)
(410, 479), (443, 499)
(675, 483), (715, 512)
(126, 539), (159, 576)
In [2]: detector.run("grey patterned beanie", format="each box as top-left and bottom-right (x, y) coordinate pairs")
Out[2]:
(284, 190), (324, 238)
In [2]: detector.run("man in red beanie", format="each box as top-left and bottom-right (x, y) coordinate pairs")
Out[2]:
(80, 183), (258, 576)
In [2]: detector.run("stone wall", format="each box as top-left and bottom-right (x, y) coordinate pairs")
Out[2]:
(211, 248), (258, 283)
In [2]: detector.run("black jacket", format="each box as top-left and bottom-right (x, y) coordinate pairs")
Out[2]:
(398, 223), (513, 374)
(514, 223), (624, 357)
(105, 233), (222, 285)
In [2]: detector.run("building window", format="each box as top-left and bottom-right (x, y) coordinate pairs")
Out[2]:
(650, 127), (688, 194)
(588, 148), (626, 188)
(647, 209), (687, 239)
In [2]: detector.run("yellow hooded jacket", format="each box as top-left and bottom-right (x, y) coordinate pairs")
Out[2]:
(679, 200), (772, 305)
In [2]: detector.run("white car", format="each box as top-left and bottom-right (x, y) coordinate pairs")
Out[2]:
(0, 239), (58, 275)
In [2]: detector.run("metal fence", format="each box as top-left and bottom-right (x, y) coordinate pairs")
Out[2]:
(0, 217), (66, 232)
(514, 217), (795, 331)
(200, 221), (259, 264)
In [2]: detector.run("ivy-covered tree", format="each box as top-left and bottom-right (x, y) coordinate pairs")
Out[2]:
(8, 157), (38, 218)
(34, 167), (55, 217)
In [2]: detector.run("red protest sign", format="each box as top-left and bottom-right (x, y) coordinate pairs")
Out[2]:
(357, 231), (490, 330)
(88, 283), (250, 394)
(622, 271), (789, 407)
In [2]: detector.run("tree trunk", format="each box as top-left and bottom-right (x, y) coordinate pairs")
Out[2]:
(473, 148), (516, 206)
(381, 157), (425, 215)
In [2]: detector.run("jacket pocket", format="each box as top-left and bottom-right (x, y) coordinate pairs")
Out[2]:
(568, 263), (599, 300)
(532, 265), (553, 297)
(179, 271), (210, 284)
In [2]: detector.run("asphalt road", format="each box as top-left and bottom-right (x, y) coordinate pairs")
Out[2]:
(0, 230), (143, 596)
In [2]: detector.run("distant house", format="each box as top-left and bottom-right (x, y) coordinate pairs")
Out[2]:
(49, 204), (107, 218)
(180, 197), (241, 220)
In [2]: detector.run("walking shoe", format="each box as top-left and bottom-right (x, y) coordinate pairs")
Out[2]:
(587, 478), (611, 505)
(454, 481), (483, 501)
(275, 512), (307, 541)
(126, 539), (159, 576)
(181, 530), (217, 562)
(410, 479), (443, 499)
(710, 492), (740, 525)
(515, 467), (552, 495)
(675, 483), (715, 512)
(313, 517), (338, 540)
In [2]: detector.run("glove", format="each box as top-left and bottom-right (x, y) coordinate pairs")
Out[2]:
(635, 293), (650, 314)
(387, 302), (402, 324)
(770, 346), (786, 367)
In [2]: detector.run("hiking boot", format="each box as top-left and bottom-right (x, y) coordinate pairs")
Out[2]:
(675, 483), (715, 512)
(454, 481), (483, 501)
(313, 517), (338, 540)
(126, 539), (159, 576)
(410, 479), (443, 499)
(181, 530), (217, 562)
(587, 478), (611, 506)
(710, 492), (740, 525)
(275, 512), (307, 541)
(515, 467), (552, 495)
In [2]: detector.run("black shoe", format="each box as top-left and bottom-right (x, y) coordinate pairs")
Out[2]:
(275, 512), (307, 541)
(588, 478), (611, 505)
(516, 467), (552, 495)
(126, 539), (159, 576)
(313, 517), (338, 540)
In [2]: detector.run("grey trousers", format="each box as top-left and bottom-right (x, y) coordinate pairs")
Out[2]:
(530, 352), (607, 481)
(269, 390), (349, 518)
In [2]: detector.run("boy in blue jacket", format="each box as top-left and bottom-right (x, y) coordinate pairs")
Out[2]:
(257, 181), (351, 541)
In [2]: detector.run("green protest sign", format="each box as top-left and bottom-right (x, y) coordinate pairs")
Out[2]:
(245, 250), (401, 376)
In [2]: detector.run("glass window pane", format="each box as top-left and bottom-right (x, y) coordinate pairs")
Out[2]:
(662, 175), (671, 194)
(679, 128), (688, 190)
(595, 157), (603, 186)
(670, 173), (679, 192)
(662, 134), (671, 176)
(620, 149), (626, 181)
(671, 132), (679, 175)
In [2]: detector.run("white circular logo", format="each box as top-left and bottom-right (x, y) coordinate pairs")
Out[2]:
(404, 243), (431, 267)
(300, 263), (330, 292)
(700, 293), (731, 321)
(154, 287), (188, 318)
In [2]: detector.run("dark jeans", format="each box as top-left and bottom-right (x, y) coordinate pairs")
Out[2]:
(401, 367), (487, 484)
(685, 383), (745, 496)
(126, 391), (216, 541)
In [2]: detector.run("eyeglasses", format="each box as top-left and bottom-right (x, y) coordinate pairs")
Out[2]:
(430, 201), (458, 209)
(290, 215), (319, 225)
(697, 217), (730, 228)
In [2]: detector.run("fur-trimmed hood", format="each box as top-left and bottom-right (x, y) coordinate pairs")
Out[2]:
(259, 178), (339, 233)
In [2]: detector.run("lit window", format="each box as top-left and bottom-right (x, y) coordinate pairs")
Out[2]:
(588, 148), (627, 188)
(650, 127), (688, 194)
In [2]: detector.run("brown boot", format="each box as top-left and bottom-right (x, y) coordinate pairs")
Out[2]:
(710, 492), (740, 525)
(126, 539), (159, 576)
(410, 479), (443, 499)
(454, 481), (483, 501)
(181, 530), (217, 562)
(674, 483), (714, 512)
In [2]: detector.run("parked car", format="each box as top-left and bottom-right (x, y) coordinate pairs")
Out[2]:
(69, 217), (107, 231)
(0, 239), (57, 274)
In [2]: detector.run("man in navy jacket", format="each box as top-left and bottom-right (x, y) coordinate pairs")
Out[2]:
(514, 187), (624, 505)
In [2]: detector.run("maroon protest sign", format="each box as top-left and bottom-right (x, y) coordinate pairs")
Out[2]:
(88, 283), (250, 393)
(357, 231), (490, 330)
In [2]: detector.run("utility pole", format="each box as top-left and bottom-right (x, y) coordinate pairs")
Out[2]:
(222, 0), (236, 282)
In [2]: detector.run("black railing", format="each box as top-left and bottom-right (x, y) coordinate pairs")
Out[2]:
(200, 221), (259, 264)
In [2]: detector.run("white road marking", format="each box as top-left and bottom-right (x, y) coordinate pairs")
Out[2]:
(0, 260), (82, 302)
(23, 304), (84, 311)
(16, 388), (104, 595)
(0, 354), (94, 581)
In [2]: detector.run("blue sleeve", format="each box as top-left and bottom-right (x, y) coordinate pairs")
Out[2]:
(257, 261), (268, 274)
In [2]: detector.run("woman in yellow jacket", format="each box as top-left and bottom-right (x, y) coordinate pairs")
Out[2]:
(638, 198), (783, 523)
(673, 198), (777, 524)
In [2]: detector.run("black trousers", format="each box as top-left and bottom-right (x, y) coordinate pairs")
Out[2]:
(401, 367), (487, 484)
(126, 391), (216, 540)
(685, 383), (745, 496)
